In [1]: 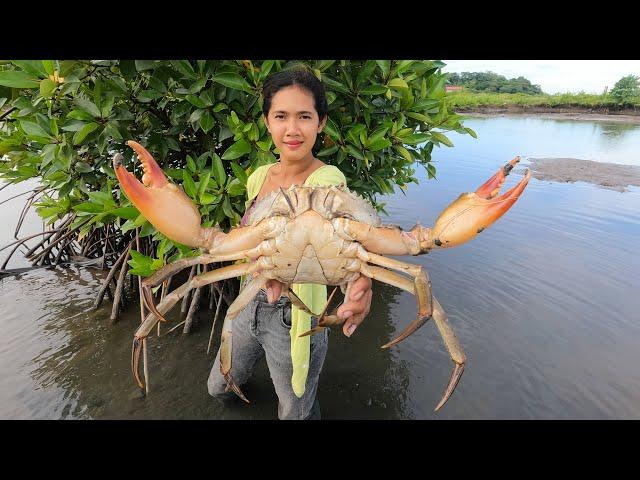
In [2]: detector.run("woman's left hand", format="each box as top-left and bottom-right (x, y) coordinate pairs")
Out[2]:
(337, 274), (373, 337)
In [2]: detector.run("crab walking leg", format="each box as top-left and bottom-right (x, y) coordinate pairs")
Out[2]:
(358, 263), (432, 348)
(431, 296), (466, 412)
(358, 264), (465, 411)
(141, 240), (277, 322)
(218, 275), (268, 403)
(357, 248), (433, 320)
(131, 262), (259, 390)
(295, 286), (341, 337)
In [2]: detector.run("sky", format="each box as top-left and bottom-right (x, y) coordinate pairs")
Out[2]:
(441, 60), (640, 95)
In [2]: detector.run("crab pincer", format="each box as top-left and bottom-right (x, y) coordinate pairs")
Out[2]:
(113, 141), (206, 249)
(427, 157), (531, 249)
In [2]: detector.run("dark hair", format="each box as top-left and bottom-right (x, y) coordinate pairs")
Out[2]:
(262, 66), (328, 122)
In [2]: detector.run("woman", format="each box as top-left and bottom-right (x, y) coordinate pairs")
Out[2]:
(207, 67), (373, 420)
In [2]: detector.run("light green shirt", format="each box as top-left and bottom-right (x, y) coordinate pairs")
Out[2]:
(244, 163), (347, 397)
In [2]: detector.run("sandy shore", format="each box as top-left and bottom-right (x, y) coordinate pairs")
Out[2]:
(524, 158), (640, 192)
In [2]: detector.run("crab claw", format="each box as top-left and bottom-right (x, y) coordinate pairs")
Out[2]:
(113, 141), (205, 248)
(429, 157), (530, 249)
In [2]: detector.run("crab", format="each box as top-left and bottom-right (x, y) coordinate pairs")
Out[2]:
(113, 140), (530, 412)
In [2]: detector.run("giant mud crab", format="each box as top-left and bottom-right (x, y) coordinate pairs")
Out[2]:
(113, 140), (530, 411)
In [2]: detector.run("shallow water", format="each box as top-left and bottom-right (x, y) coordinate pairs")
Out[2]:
(2, 114), (640, 419)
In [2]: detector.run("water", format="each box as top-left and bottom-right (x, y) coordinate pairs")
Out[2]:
(1, 114), (639, 419)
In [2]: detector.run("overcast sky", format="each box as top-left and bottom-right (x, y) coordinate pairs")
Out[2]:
(442, 60), (640, 94)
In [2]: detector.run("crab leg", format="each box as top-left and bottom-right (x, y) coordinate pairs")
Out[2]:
(218, 274), (268, 403)
(333, 157), (530, 255)
(357, 263), (465, 411)
(140, 241), (278, 323)
(295, 286), (341, 337)
(131, 261), (258, 390)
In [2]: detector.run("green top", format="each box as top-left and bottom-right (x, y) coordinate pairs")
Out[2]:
(245, 163), (347, 397)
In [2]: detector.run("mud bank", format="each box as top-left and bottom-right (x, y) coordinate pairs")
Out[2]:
(526, 158), (640, 192)
(457, 106), (640, 124)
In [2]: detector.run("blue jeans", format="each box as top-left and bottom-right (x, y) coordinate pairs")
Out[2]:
(207, 290), (329, 420)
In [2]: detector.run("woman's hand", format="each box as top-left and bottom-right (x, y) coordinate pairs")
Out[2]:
(265, 275), (373, 337)
(337, 274), (372, 337)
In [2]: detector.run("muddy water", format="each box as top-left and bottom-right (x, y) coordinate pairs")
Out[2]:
(2, 114), (640, 419)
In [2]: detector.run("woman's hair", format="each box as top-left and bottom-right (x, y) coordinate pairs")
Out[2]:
(262, 66), (328, 122)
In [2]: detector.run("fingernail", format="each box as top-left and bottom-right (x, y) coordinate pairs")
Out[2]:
(267, 287), (273, 302)
(346, 324), (356, 337)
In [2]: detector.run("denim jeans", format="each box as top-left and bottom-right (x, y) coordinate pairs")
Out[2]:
(207, 290), (329, 420)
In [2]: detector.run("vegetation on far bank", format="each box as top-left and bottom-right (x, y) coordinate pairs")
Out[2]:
(445, 91), (640, 110)
(447, 71), (542, 95)
(446, 72), (640, 110)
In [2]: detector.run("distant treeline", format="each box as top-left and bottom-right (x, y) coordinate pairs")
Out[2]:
(447, 71), (543, 95)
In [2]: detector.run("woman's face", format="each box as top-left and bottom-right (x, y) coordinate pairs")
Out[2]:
(264, 85), (326, 162)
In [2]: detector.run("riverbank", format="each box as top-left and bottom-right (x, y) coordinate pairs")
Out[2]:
(455, 105), (640, 124)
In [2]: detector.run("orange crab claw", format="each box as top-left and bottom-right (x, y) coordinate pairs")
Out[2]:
(113, 141), (205, 248)
(429, 157), (531, 249)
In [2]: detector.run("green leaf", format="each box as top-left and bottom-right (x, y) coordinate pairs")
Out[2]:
(367, 138), (392, 152)
(39, 78), (57, 97)
(464, 127), (478, 139)
(185, 94), (207, 108)
(317, 145), (339, 157)
(128, 250), (157, 277)
(186, 155), (197, 172)
(323, 118), (341, 140)
(111, 206), (139, 220)
(405, 112), (432, 123)
(376, 60), (391, 78)
(221, 139), (252, 160)
(135, 60), (157, 71)
(360, 84), (387, 95)
(199, 111), (215, 133)
(73, 122), (99, 145)
(388, 78), (409, 89)
(346, 144), (365, 161)
(170, 60), (197, 79)
(197, 171), (211, 198)
(431, 132), (453, 147)
(356, 61), (378, 86)
(73, 202), (104, 214)
(394, 145), (413, 163)
(199, 192), (218, 205)
(230, 161), (248, 185)
(74, 97), (101, 118)
(11, 60), (47, 78)
(0, 70), (40, 88)
(222, 196), (235, 218)
(182, 171), (196, 198)
(211, 153), (227, 186)
(67, 109), (96, 122)
(227, 178), (246, 196)
(402, 133), (431, 145)
(75, 162), (93, 173)
(42, 60), (55, 76)
(20, 120), (52, 139)
(211, 73), (251, 92)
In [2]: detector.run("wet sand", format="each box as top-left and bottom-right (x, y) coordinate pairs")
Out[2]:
(525, 157), (640, 192)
